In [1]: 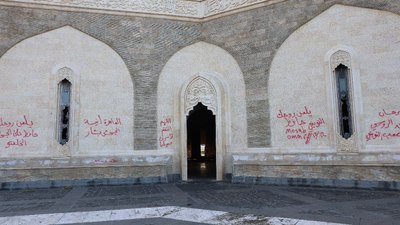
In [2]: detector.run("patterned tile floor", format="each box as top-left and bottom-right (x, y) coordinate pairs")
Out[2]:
(0, 181), (399, 224)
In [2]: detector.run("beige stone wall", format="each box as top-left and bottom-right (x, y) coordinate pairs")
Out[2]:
(229, 4), (400, 185)
(1, 3), (400, 186)
(269, 5), (400, 154)
(0, 26), (134, 158)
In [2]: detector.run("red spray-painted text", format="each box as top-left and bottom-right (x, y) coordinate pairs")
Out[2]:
(159, 117), (173, 148)
(366, 109), (400, 141)
(0, 115), (38, 148)
(84, 115), (122, 137)
(277, 106), (327, 144)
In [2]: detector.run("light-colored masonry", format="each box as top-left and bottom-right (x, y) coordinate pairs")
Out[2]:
(1, 1), (400, 188)
(0, 0), (285, 20)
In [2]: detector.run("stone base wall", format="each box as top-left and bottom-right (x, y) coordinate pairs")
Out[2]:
(232, 165), (400, 190)
(0, 166), (173, 190)
(232, 175), (400, 190)
(231, 152), (400, 189)
(234, 164), (400, 181)
(0, 156), (176, 189)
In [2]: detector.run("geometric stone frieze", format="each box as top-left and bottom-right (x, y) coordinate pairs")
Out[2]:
(3, 0), (278, 19)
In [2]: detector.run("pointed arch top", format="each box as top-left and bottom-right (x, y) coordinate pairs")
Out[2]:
(157, 40), (248, 152)
(1, 25), (133, 87)
(184, 76), (217, 115)
(0, 25), (134, 156)
(57, 67), (74, 83)
(330, 50), (351, 70)
(268, 4), (400, 148)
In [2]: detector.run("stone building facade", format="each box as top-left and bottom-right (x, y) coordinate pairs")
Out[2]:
(1, 0), (400, 189)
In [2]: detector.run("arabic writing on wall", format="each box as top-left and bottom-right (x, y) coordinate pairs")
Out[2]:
(366, 109), (400, 141)
(84, 115), (122, 137)
(277, 106), (328, 144)
(159, 117), (173, 148)
(0, 115), (39, 148)
(94, 159), (118, 164)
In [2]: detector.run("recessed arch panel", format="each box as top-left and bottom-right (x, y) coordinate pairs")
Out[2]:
(269, 5), (400, 152)
(0, 26), (134, 157)
(157, 41), (247, 179)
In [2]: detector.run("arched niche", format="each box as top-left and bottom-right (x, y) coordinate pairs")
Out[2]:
(0, 26), (134, 158)
(269, 5), (400, 153)
(157, 41), (247, 180)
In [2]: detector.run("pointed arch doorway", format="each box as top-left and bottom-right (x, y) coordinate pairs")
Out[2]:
(180, 75), (224, 181)
(187, 103), (216, 179)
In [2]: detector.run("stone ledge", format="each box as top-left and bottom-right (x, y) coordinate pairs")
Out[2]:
(232, 153), (400, 166)
(0, 155), (172, 169)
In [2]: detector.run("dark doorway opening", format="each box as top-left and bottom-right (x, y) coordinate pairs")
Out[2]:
(187, 103), (216, 180)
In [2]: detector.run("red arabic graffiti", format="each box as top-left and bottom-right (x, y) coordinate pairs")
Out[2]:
(94, 159), (118, 164)
(277, 106), (328, 144)
(366, 109), (400, 141)
(0, 115), (39, 148)
(83, 115), (122, 137)
(159, 117), (173, 148)
(378, 109), (400, 117)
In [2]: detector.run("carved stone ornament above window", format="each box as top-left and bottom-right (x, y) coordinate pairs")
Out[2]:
(3, 0), (280, 19)
(331, 50), (351, 69)
(57, 67), (73, 82)
(185, 77), (217, 115)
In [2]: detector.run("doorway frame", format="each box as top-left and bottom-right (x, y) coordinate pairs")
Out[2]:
(180, 74), (227, 181)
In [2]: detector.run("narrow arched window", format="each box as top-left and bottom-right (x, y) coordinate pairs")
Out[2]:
(335, 64), (353, 139)
(58, 79), (71, 145)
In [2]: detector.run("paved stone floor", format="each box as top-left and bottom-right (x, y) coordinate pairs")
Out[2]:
(0, 181), (399, 224)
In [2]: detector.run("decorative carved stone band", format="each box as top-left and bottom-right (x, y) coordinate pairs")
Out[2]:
(1, 0), (280, 19)
(185, 77), (217, 115)
(331, 50), (351, 69)
(205, 0), (265, 15)
(30, 0), (199, 17)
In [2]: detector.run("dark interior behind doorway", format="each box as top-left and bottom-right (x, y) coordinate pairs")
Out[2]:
(187, 103), (216, 179)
